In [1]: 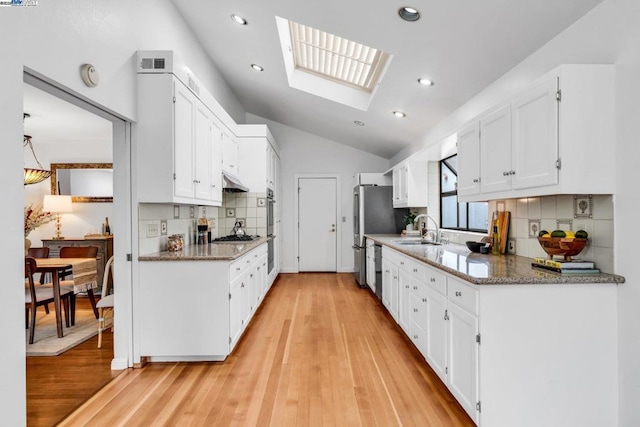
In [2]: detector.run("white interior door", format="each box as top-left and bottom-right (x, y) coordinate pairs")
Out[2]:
(298, 177), (337, 272)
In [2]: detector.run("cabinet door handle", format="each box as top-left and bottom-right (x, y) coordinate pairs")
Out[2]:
(236, 267), (241, 271)
(503, 171), (509, 176)
(430, 277), (436, 282)
(510, 170), (516, 175)
(455, 291), (462, 297)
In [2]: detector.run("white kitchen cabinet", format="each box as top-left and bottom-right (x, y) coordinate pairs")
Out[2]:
(379, 240), (618, 427)
(424, 284), (447, 383)
(398, 268), (412, 334)
(381, 247), (479, 423)
(229, 271), (244, 349)
(479, 105), (512, 194)
(381, 253), (399, 322)
(366, 239), (376, 294)
(222, 131), (239, 177)
(510, 76), (559, 190)
(446, 278), (479, 423)
(138, 243), (268, 361)
(458, 64), (615, 202)
(456, 122), (481, 197)
(137, 73), (223, 206)
(392, 160), (428, 208)
(235, 125), (281, 194)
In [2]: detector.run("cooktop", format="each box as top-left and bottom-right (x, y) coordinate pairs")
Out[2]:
(212, 235), (258, 242)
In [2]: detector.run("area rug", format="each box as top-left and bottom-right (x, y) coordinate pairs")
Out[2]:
(26, 308), (98, 356)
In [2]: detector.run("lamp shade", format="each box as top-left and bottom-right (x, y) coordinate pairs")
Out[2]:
(43, 195), (73, 213)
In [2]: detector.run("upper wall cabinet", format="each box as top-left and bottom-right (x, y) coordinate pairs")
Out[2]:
(458, 64), (615, 202)
(392, 160), (428, 208)
(138, 73), (223, 206)
(236, 125), (280, 194)
(221, 131), (239, 177)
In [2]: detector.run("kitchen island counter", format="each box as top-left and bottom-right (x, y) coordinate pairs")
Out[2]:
(138, 236), (271, 261)
(366, 234), (625, 285)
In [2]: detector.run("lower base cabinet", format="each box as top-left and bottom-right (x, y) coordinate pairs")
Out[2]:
(381, 245), (617, 427)
(138, 243), (269, 361)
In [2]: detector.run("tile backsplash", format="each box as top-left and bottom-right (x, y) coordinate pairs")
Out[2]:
(489, 195), (614, 273)
(138, 203), (219, 255)
(218, 192), (267, 238)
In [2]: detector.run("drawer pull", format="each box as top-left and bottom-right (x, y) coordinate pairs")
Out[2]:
(236, 267), (241, 271)
(413, 285), (418, 290)
(455, 291), (462, 297)
(430, 277), (436, 282)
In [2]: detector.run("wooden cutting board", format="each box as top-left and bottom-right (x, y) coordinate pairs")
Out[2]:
(498, 211), (510, 254)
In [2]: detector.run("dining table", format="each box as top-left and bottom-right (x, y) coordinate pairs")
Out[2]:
(34, 257), (98, 339)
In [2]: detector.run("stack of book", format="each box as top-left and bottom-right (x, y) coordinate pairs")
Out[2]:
(532, 258), (600, 274)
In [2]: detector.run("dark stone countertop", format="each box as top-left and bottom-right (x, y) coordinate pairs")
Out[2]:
(365, 234), (625, 285)
(138, 236), (270, 261)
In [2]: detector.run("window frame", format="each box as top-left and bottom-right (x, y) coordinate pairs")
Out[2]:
(439, 154), (488, 233)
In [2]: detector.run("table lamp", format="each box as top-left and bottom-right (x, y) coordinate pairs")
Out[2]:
(43, 195), (73, 240)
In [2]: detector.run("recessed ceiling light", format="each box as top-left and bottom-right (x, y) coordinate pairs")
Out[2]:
(354, 120), (365, 126)
(418, 78), (434, 86)
(398, 7), (420, 22)
(393, 111), (406, 118)
(250, 64), (264, 72)
(231, 14), (247, 25)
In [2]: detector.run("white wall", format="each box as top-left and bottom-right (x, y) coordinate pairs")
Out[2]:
(391, 1), (640, 424)
(247, 114), (390, 273)
(0, 1), (246, 424)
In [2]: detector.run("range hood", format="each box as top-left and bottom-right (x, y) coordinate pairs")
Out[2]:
(222, 171), (249, 193)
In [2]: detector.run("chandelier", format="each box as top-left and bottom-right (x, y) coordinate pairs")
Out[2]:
(23, 113), (51, 186)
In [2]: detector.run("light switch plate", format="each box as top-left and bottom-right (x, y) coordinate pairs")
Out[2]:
(146, 223), (159, 238)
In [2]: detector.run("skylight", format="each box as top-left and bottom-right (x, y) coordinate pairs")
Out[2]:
(288, 21), (390, 93)
(276, 16), (392, 111)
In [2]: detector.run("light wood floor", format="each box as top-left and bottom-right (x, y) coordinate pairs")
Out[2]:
(60, 273), (474, 426)
(27, 297), (117, 427)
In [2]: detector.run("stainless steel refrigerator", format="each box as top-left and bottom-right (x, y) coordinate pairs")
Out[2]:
(353, 184), (408, 288)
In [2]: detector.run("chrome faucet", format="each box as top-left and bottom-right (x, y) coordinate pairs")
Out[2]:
(414, 214), (440, 242)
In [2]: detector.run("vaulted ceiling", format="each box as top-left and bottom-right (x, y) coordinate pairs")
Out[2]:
(172, 0), (604, 159)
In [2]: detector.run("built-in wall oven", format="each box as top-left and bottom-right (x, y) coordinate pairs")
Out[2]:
(267, 188), (275, 274)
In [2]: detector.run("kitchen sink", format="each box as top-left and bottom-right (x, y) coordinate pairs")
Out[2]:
(390, 239), (442, 246)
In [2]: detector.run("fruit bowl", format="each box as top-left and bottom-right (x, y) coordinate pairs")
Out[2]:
(537, 237), (588, 261)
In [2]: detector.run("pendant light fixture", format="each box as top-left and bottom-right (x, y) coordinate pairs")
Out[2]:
(23, 113), (51, 186)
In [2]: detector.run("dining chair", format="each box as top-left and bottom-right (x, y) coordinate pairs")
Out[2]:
(26, 247), (51, 313)
(59, 246), (100, 323)
(25, 257), (73, 344)
(96, 255), (114, 348)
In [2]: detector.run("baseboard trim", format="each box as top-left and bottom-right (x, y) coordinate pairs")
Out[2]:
(111, 357), (129, 370)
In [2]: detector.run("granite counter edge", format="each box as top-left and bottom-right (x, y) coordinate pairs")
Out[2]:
(365, 234), (625, 285)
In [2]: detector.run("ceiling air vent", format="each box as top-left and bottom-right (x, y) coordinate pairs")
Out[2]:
(140, 57), (166, 70)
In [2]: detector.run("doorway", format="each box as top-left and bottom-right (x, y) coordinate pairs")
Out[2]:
(23, 71), (132, 424)
(296, 175), (339, 272)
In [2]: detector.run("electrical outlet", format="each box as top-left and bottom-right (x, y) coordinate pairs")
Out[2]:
(189, 206), (195, 218)
(146, 223), (159, 238)
(508, 238), (516, 253)
(201, 206), (207, 217)
(160, 220), (167, 236)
